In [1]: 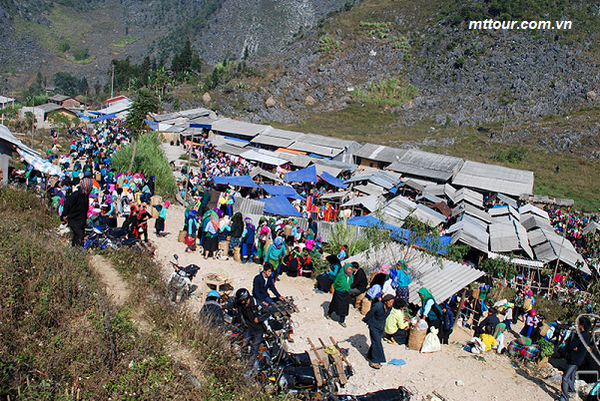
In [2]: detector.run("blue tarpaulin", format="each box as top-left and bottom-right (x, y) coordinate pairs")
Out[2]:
(145, 119), (159, 130)
(284, 165), (318, 183)
(212, 175), (258, 188)
(259, 196), (303, 217)
(261, 184), (305, 200)
(91, 113), (116, 123)
(346, 215), (452, 255)
(320, 171), (348, 188)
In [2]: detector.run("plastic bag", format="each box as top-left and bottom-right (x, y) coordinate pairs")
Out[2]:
(410, 316), (429, 331)
(420, 327), (441, 353)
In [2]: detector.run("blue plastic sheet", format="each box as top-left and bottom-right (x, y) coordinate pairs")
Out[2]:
(212, 175), (258, 188)
(259, 196), (303, 217)
(261, 184), (305, 200)
(320, 171), (348, 188)
(346, 215), (452, 255)
(284, 165), (318, 183)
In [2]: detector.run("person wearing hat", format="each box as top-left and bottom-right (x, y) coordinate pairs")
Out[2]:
(326, 263), (354, 327)
(200, 290), (224, 328)
(363, 293), (395, 369)
(416, 288), (444, 339)
(61, 177), (93, 247)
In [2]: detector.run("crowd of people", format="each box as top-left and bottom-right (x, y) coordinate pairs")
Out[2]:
(15, 121), (600, 399)
(43, 121), (170, 247)
(548, 208), (600, 261)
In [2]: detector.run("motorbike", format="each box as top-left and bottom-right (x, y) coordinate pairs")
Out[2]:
(328, 387), (413, 401)
(167, 254), (200, 303)
(83, 225), (140, 250)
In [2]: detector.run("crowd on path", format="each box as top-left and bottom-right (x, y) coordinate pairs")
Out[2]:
(43, 121), (170, 247)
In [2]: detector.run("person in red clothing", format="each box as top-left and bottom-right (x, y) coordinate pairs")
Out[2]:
(137, 204), (151, 242)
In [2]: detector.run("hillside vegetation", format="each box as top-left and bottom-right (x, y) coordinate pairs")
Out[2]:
(0, 188), (261, 400)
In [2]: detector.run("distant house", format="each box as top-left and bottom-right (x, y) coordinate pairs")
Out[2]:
(19, 103), (78, 124)
(48, 94), (81, 108)
(0, 96), (15, 110)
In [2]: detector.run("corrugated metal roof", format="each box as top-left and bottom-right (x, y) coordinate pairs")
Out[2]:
(354, 143), (407, 164)
(520, 214), (554, 232)
(515, 220), (534, 259)
(49, 94), (71, 102)
(0, 96), (15, 104)
(251, 134), (296, 148)
(240, 149), (288, 166)
(319, 191), (352, 201)
(526, 228), (590, 273)
(355, 183), (385, 197)
(387, 149), (464, 182)
(314, 163), (343, 178)
(453, 160), (534, 197)
(451, 202), (492, 224)
(296, 133), (358, 150)
(346, 171), (400, 190)
(489, 222), (520, 253)
(489, 205), (520, 222)
(413, 204), (446, 227)
(444, 183), (457, 201)
(211, 118), (270, 138)
(447, 214), (489, 253)
(345, 243), (485, 304)
(497, 193), (518, 209)
(341, 195), (382, 212)
(423, 184), (446, 197)
(519, 204), (549, 220)
(288, 141), (343, 158)
(250, 167), (284, 183)
(273, 151), (312, 168)
(214, 143), (248, 156)
(416, 193), (445, 204)
(583, 222), (600, 236)
(453, 187), (483, 208)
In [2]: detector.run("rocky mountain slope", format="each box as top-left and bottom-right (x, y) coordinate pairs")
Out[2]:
(209, 0), (600, 128)
(0, 0), (352, 89)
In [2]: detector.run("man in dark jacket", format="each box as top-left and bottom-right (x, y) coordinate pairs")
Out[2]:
(61, 177), (92, 247)
(475, 308), (500, 337)
(200, 290), (224, 328)
(252, 263), (284, 306)
(560, 317), (592, 401)
(363, 294), (395, 369)
(235, 288), (266, 377)
(350, 262), (368, 296)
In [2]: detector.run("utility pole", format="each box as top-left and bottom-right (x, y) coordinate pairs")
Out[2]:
(30, 97), (35, 148)
(111, 64), (115, 98)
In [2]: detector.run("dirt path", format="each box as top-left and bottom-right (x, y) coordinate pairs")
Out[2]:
(89, 254), (131, 306)
(88, 253), (203, 388)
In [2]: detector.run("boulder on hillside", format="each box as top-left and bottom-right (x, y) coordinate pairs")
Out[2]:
(305, 95), (316, 106)
(265, 96), (276, 108)
(587, 90), (597, 102)
(202, 92), (212, 103)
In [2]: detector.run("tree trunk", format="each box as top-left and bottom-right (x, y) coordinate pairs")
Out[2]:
(128, 138), (138, 172)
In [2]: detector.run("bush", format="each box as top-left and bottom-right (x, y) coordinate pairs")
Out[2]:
(111, 132), (177, 198)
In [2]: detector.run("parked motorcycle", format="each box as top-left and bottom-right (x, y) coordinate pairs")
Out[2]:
(83, 225), (140, 250)
(167, 254), (200, 303)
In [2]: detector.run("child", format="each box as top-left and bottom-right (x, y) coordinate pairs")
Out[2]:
(503, 303), (514, 331)
(441, 304), (455, 345)
(480, 325), (498, 352)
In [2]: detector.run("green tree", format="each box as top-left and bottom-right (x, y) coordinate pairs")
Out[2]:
(171, 39), (193, 78)
(54, 72), (79, 96)
(126, 88), (161, 172)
